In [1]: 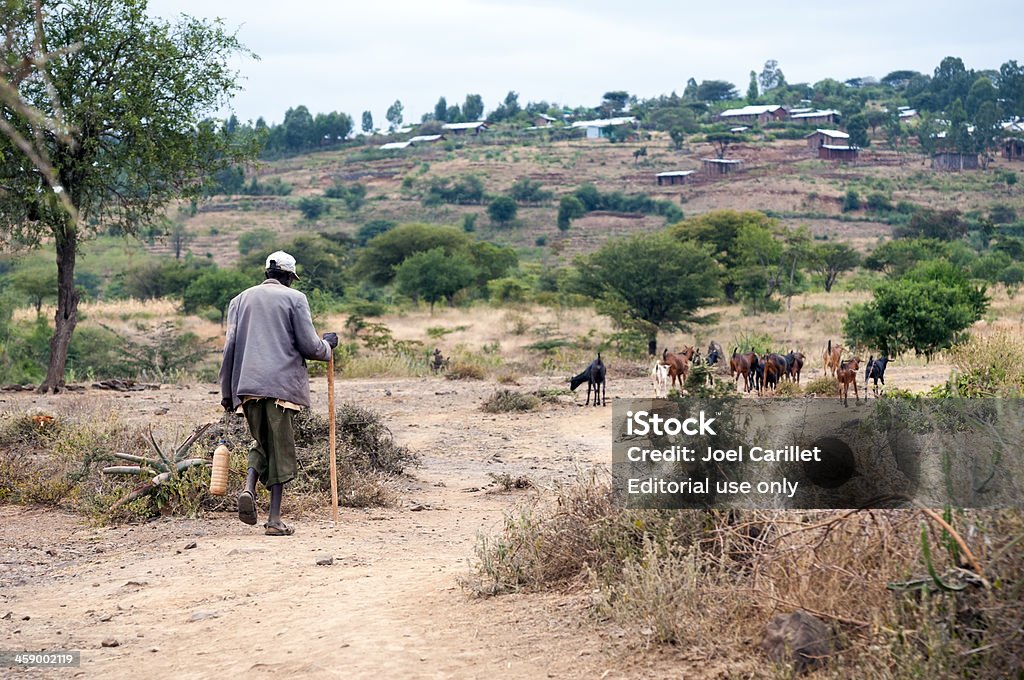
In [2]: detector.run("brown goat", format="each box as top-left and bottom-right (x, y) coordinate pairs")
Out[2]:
(837, 357), (860, 406)
(823, 339), (844, 377)
(662, 347), (692, 391)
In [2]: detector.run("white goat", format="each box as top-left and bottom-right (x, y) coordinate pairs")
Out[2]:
(651, 361), (670, 398)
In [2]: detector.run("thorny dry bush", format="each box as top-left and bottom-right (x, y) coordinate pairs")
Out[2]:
(0, 399), (418, 522)
(469, 471), (1023, 679)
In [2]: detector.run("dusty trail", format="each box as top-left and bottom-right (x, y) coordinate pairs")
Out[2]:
(0, 375), (623, 679)
(0, 365), (948, 678)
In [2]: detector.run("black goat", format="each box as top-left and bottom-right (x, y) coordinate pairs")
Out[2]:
(865, 355), (889, 396)
(569, 353), (606, 406)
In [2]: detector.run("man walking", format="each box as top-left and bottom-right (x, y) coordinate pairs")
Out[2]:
(220, 250), (338, 536)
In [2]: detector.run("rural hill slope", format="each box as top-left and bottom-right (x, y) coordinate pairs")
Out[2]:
(158, 132), (1021, 268)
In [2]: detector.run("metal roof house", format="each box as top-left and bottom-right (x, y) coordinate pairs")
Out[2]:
(818, 145), (859, 161)
(700, 158), (744, 175)
(790, 109), (841, 125)
(656, 170), (695, 186)
(717, 105), (787, 124)
(806, 129), (850, 150)
(570, 116), (638, 139)
(442, 121), (488, 135)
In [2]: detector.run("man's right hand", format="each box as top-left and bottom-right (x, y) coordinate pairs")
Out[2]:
(221, 397), (234, 412)
(322, 332), (339, 349)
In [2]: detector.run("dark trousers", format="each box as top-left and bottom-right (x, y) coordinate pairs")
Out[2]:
(242, 399), (298, 488)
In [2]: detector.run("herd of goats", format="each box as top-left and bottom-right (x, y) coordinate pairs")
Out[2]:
(568, 341), (891, 407)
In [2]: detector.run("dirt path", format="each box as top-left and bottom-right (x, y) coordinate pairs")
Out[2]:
(0, 366), (950, 678)
(0, 375), (632, 679)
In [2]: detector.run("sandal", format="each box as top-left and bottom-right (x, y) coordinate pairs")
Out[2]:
(237, 490), (257, 526)
(264, 522), (295, 536)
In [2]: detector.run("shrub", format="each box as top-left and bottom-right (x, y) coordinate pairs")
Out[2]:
(481, 389), (540, 413)
(445, 361), (486, 380)
(802, 375), (837, 396)
(842, 189), (861, 212)
(487, 195), (518, 227)
(297, 195), (328, 220)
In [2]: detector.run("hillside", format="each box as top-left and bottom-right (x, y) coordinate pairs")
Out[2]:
(164, 131), (1023, 268)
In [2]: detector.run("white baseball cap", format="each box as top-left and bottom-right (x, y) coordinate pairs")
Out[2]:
(265, 250), (300, 278)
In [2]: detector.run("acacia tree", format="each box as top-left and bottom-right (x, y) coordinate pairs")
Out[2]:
(573, 232), (720, 356)
(0, 0), (257, 392)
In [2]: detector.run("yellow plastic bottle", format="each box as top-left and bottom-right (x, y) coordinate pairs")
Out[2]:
(210, 440), (229, 496)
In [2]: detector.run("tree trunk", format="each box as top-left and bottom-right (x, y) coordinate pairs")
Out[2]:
(38, 223), (79, 393)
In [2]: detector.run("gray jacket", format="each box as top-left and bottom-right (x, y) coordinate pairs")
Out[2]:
(219, 279), (332, 409)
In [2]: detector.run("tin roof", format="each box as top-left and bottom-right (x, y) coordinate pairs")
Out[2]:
(570, 116), (637, 128)
(806, 129), (850, 139)
(791, 109), (840, 119)
(442, 121), (488, 130)
(379, 141), (411, 150)
(656, 170), (695, 177)
(719, 105), (784, 117)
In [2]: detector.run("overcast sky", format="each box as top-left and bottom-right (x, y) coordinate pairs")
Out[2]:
(146, 0), (1019, 127)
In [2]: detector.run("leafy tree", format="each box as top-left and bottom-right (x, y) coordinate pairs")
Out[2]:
(509, 178), (553, 204)
(895, 208), (966, 241)
(881, 70), (922, 90)
(286, 234), (351, 297)
(758, 59), (785, 92)
(916, 112), (942, 156)
(167, 220), (193, 260)
(966, 76), (997, 117)
(238, 229), (278, 256)
(0, 0), (257, 392)
(696, 80), (738, 102)
(313, 110), (352, 145)
(487, 196), (518, 227)
(361, 110), (374, 133)
(866, 109), (890, 136)
(682, 77), (699, 101)
(972, 100), (1002, 168)
(434, 96), (448, 123)
(394, 247), (477, 313)
(810, 243), (861, 292)
(573, 233), (720, 356)
(353, 223), (472, 286)
(746, 70), (759, 102)
(998, 60), (1024, 115)
(386, 99), (404, 131)
(183, 268), (252, 324)
(283, 105), (316, 151)
(355, 219), (396, 246)
(463, 93), (484, 121)
(297, 196), (328, 220)
(846, 113), (869, 147)
(705, 132), (742, 159)
(557, 195), (585, 231)
(844, 260), (987, 359)
(601, 90), (629, 116)
(864, 239), (950, 276)
(668, 127), (686, 150)
(9, 262), (57, 314)
(467, 241), (517, 285)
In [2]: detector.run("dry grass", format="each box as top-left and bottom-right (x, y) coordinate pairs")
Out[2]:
(470, 472), (1024, 677)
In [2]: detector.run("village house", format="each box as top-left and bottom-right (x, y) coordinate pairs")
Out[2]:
(790, 109), (841, 125)
(656, 170), (695, 186)
(806, 129), (850, 150)
(818, 145), (859, 161)
(533, 113), (557, 128)
(932, 151), (979, 171)
(442, 121), (488, 135)
(717, 104), (787, 125)
(570, 116), (637, 139)
(701, 158), (744, 176)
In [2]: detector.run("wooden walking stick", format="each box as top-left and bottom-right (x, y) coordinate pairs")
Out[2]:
(328, 351), (338, 524)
